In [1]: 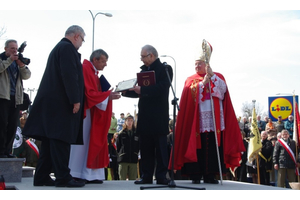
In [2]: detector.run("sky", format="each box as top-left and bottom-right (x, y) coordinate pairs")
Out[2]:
(1, 1), (300, 120)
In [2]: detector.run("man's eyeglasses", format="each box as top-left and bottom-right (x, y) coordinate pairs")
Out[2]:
(141, 54), (150, 59)
(79, 35), (85, 43)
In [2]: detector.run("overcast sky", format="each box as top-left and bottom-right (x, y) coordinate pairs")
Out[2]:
(1, 1), (299, 119)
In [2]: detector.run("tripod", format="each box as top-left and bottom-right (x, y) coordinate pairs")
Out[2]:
(140, 64), (205, 190)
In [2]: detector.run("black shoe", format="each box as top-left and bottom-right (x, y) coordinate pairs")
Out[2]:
(204, 178), (219, 184)
(134, 179), (153, 184)
(34, 178), (55, 186)
(6, 154), (17, 158)
(56, 179), (85, 187)
(192, 180), (201, 184)
(85, 180), (103, 184)
(156, 179), (170, 185)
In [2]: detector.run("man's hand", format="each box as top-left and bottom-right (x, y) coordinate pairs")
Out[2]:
(129, 86), (141, 94)
(10, 53), (18, 61)
(16, 59), (25, 68)
(109, 91), (121, 100)
(73, 103), (80, 114)
(202, 74), (211, 85)
(205, 64), (214, 77)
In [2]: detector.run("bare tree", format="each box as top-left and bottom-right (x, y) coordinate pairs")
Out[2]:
(0, 26), (7, 42)
(241, 101), (267, 119)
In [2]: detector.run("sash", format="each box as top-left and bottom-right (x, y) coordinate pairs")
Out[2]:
(26, 139), (39, 159)
(278, 138), (299, 175)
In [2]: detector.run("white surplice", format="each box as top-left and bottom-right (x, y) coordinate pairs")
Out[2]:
(69, 108), (105, 181)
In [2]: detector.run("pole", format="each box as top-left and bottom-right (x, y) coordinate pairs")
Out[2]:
(256, 155), (261, 184)
(203, 39), (223, 185)
(252, 99), (261, 184)
(89, 10), (95, 52)
(88, 10), (113, 52)
(27, 88), (36, 101)
(293, 93), (299, 182)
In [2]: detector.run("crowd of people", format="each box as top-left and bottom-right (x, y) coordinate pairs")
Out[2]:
(1, 25), (299, 189)
(237, 114), (300, 188)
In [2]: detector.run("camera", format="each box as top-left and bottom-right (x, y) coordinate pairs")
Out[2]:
(18, 41), (30, 65)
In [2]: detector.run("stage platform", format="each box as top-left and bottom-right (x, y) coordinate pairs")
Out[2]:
(6, 177), (288, 190)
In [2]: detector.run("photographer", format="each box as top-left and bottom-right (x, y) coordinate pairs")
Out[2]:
(0, 39), (31, 158)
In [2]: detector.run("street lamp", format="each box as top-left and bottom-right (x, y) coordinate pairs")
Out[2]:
(89, 10), (112, 51)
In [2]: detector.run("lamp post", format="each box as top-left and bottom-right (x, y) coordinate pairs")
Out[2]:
(89, 10), (112, 51)
(27, 88), (37, 101)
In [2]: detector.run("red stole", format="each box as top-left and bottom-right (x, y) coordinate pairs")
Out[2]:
(82, 59), (112, 169)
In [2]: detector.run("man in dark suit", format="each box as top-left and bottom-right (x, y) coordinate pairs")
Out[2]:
(22, 25), (85, 187)
(123, 45), (173, 185)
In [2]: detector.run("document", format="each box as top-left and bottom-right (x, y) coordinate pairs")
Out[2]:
(115, 78), (137, 92)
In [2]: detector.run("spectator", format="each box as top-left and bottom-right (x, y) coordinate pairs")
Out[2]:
(109, 132), (119, 180)
(254, 131), (273, 185)
(266, 118), (277, 140)
(108, 112), (117, 143)
(257, 115), (266, 133)
(117, 113), (125, 132)
(284, 115), (294, 138)
(273, 129), (297, 188)
(116, 114), (139, 180)
(275, 115), (285, 133)
(0, 39), (31, 158)
(242, 117), (251, 138)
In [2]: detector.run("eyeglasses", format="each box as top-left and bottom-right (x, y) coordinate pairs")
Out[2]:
(141, 54), (150, 59)
(79, 35), (85, 43)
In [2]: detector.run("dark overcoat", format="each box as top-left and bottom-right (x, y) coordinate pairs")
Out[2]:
(124, 58), (173, 135)
(22, 38), (84, 144)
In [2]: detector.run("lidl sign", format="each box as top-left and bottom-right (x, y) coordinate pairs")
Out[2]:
(268, 95), (298, 121)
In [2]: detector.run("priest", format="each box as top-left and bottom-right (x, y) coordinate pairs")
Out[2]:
(68, 49), (121, 183)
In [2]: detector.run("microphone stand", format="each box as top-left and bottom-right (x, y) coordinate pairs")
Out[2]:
(140, 63), (205, 190)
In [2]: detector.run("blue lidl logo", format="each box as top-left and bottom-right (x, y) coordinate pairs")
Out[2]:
(268, 95), (298, 121)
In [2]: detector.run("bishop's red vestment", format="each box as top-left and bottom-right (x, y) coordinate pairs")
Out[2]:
(170, 72), (245, 172)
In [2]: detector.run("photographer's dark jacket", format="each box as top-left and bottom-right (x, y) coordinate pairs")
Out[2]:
(0, 53), (31, 104)
(123, 58), (173, 136)
(273, 138), (296, 169)
(116, 128), (139, 163)
(22, 38), (84, 145)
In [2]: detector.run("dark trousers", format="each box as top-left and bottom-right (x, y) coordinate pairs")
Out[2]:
(34, 138), (72, 186)
(139, 134), (168, 180)
(0, 96), (20, 155)
(260, 167), (270, 185)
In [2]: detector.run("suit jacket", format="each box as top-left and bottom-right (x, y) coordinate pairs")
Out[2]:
(273, 138), (296, 169)
(123, 58), (173, 135)
(23, 38), (84, 144)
